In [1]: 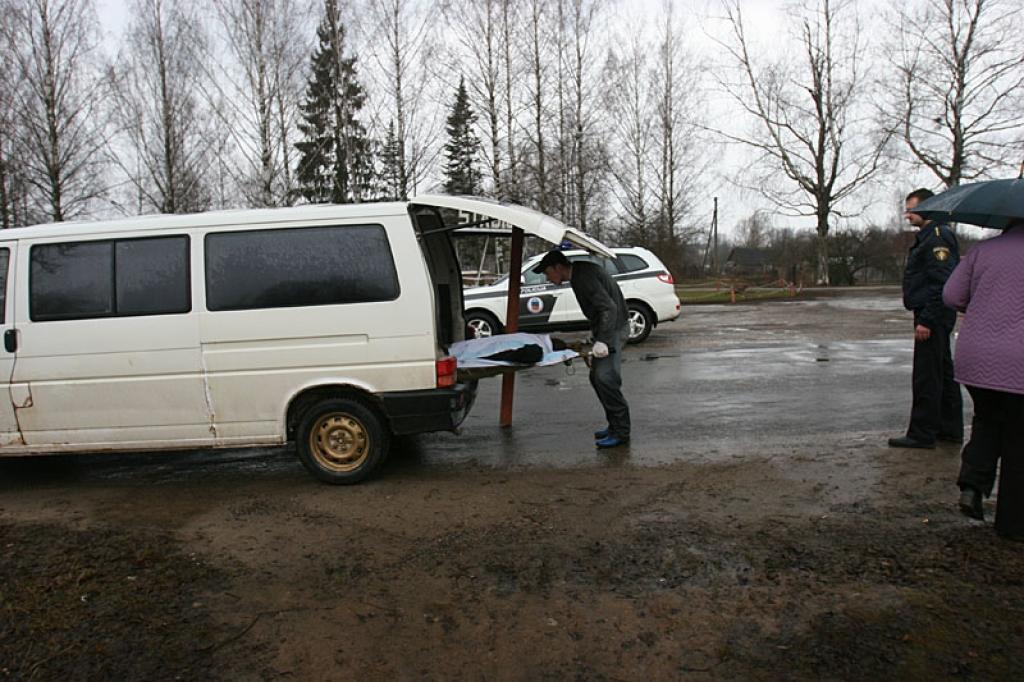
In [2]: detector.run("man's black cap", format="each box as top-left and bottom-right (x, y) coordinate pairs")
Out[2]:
(531, 249), (569, 274)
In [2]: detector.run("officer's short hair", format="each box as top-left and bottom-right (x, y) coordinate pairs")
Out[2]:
(906, 188), (935, 203)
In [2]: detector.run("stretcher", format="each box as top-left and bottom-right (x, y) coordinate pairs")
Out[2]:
(451, 333), (592, 381)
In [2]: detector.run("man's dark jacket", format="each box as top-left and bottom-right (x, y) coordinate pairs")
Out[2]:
(569, 261), (628, 345)
(903, 222), (959, 331)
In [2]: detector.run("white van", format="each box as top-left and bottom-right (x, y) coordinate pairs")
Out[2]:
(0, 195), (610, 483)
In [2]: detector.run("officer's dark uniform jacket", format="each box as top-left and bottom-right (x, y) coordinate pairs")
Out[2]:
(903, 222), (959, 330)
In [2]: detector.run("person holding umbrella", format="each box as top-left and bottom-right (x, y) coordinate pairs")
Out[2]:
(942, 219), (1024, 537)
(915, 171), (1024, 539)
(888, 188), (963, 450)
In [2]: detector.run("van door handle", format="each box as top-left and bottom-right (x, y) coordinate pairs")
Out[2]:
(4, 329), (16, 353)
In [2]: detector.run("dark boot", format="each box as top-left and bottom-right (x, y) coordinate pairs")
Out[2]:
(958, 487), (984, 520)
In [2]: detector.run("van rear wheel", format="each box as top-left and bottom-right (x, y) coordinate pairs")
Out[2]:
(296, 397), (390, 484)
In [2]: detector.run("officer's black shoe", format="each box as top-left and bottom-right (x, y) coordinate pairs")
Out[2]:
(887, 436), (936, 449)
(937, 433), (964, 444)
(958, 488), (984, 520)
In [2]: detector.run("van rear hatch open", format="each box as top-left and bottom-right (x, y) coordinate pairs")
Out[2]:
(408, 195), (616, 349)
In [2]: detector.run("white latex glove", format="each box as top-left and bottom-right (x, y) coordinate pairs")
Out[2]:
(592, 341), (609, 358)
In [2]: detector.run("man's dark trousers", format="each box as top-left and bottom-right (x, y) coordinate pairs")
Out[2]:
(908, 322), (962, 443)
(590, 330), (630, 440)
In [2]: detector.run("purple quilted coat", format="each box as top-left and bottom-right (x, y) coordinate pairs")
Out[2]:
(942, 225), (1024, 395)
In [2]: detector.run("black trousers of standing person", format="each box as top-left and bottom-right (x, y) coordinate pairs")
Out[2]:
(958, 385), (1024, 538)
(589, 330), (630, 440)
(907, 323), (963, 443)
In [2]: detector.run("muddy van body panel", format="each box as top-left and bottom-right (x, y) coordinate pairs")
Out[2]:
(196, 214), (437, 443)
(0, 242), (23, 447)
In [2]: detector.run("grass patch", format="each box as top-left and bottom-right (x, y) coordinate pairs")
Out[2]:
(675, 287), (799, 304)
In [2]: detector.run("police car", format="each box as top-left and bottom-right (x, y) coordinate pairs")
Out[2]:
(463, 247), (681, 344)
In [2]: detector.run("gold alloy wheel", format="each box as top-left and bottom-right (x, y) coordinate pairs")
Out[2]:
(308, 412), (370, 473)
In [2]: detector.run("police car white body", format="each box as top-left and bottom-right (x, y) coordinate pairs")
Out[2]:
(464, 247), (681, 344)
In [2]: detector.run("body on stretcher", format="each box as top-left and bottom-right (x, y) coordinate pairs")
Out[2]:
(450, 333), (590, 380)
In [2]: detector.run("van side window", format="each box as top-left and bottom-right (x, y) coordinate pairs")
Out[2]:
(205, 225), (399, 312)
(30, 236), (190, 322)
(116, 237), (191, 316)
(0, 248), (9, 324)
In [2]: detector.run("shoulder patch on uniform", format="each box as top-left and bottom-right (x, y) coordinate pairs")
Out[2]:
(933, 246), (950, 262)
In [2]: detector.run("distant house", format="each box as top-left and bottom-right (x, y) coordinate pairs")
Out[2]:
(726, 247), (773, 275)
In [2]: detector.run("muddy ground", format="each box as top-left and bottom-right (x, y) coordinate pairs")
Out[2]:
(2, 289), (1022, 680)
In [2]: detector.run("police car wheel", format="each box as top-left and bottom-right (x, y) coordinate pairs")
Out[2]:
(627, 304), (653, 344)
(466, 311), (502, 339)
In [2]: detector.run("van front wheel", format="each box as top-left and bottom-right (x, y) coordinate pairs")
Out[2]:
(296, 398), (390, 484)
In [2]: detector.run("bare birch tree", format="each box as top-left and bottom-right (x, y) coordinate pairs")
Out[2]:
(602, 30), (653, 244)
(2, 0), (109, 223)
(712, 0), (889, 284)
(210, 0), (314, 206)
(365, 0), (439, 199)
(0, 2), (29, 228)
(500, 0), (523, 202)
(522, 0), (554, 212)
(883, 0), (1024, 187)
(441, 0), (503, 197)
(108, 0), (213, 214)
(558, 0), (607, 234)
(650, 1), (706, 260)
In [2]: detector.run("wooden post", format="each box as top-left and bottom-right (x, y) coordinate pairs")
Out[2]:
(499, 227), (525, 427)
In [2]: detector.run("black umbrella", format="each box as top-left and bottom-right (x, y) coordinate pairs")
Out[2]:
(910, 174), (1024, 229)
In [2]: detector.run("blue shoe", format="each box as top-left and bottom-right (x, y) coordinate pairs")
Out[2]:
(594, 427), (610, 439)
(596, 435), (628, 449)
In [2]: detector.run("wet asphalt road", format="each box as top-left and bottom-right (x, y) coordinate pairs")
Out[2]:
(1, 290), (958, 484)
(421, 292), (927, 469)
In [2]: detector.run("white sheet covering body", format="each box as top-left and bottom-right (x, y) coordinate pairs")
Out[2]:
(450, 333), (579, 368)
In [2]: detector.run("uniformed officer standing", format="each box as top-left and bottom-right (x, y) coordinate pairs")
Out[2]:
(533, 250), (630, 448)
(889, 188), (964, 449)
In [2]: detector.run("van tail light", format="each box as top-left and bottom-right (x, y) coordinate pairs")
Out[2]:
(436, 356), (457, 388)
(657, 273), (675, 284)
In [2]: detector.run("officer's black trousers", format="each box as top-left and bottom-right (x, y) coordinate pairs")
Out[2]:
(957, 386), (1024, 537)
(907, 325), (963, 443)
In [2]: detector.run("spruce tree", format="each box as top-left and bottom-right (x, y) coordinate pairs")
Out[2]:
(443, 77), (483, 195)
(378, 120), (402, 201)
(295, 1), (372, 204)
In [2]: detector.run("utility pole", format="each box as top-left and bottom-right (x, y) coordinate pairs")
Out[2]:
(702, 197), (720, 275)
(712, 197), (719, 274)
